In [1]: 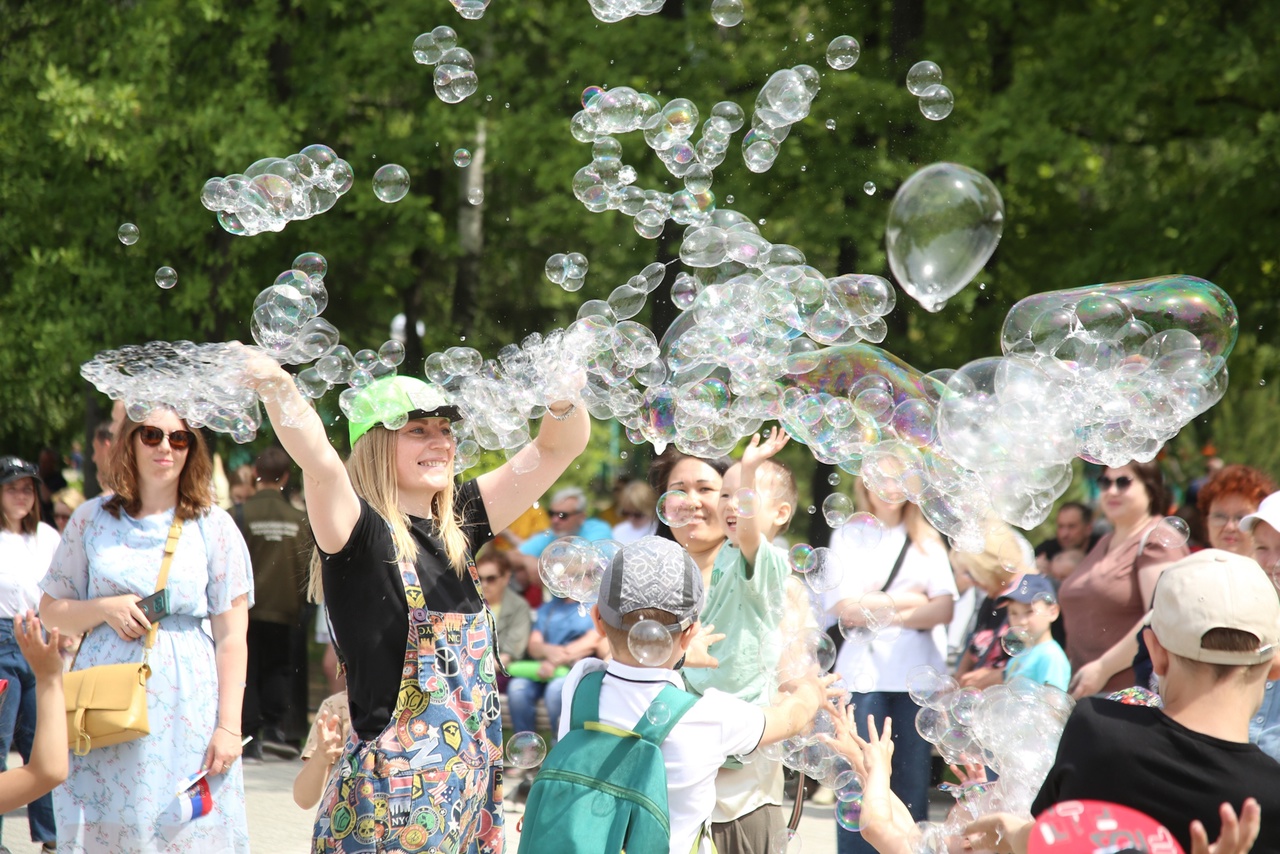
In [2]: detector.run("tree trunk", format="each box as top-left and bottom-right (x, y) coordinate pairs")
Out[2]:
(453, 119), (486, 340)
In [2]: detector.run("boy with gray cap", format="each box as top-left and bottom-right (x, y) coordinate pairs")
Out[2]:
(966, 549), (1280, 854)
(550, 536), (834, 854)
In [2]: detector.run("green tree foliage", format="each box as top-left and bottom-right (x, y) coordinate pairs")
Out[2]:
(1, 0), (1276, 495)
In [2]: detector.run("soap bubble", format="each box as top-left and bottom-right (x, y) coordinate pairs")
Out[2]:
(730, 488), (757, 517)
(645, 700), (671, 726)
(1001, 627), (1031, 657)
(657, 490), (695, 528)
(117, 223), (139, 245)
(906, 61), (943, 95)
(770, 827), (803, 853)
(453, 148), (472, 167)
(205, 145), (354, 236)
(886, 162), (1005, 313)
(822, 493), (854, 528)
(434, 50), (479, 103)
(293, 252), (327, 280)
(918, 84), (955, 121)
(413, 26), (457, 65)
(468, 187), (485, 205)
(710, 0), (744, 26)
(834, 796), (863, 831)
(449, 0), (490, 20)
(155, 267), (177, 290)
(825, 36), (860, 70)
(1145, 516), (1190, 549)
(504, 731), (547, 768)
(863, 181), (876, 195)
(842, 512), (886, 549)
(378, 340), (406, 367)
(789, 543), (815, 573)
(372, 164), (410, 203)
(801, 547), (842, 593)
(628, 619), (674, 666)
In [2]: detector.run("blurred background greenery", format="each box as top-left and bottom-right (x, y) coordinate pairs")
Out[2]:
(2, 0), (1276, 542)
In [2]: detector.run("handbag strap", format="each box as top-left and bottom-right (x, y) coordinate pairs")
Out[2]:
(144, 516), (184, 651)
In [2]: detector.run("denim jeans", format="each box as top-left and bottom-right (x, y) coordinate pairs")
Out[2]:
(836, 691), (930, 854)
(506, 675), (568, 742)
(0, 620), (56, 842)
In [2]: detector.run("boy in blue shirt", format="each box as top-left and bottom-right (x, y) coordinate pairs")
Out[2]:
(997, 575), (1071, 692)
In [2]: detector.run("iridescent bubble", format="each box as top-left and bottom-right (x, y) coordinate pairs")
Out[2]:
(1002, 627), (1031, 657)
(155, 266), (177, 290)
(671, 273), (700, 310)
(117, 223), (139, 245)
(412, 26), (456, 65)
(918, 84), (955, 121)
(449, 0), (490, 20)
(293, 252), (327, 279)
(885, 162), (1005, 313)
(906, 60), (943, 95)
(581, 85), (604, 108)
(733, 488), (757, 517)
(834, 795), (863, 831)
(372, 164), (410, 203)
(822, 493), (854, 528)
(863, 181), (876, 195)
(453, 148), (472, 167)
(504, 731), (547, 768)
(657, 490), (695, 528)
(628, 619), (674, 666)
(789, 543), (815, 573)
(837, 512), (882, 549)
(468, 187), (485, 205)
(825, 36), (860, 70)
(710, 0), (744, 26)
(378, 340), (406, 367)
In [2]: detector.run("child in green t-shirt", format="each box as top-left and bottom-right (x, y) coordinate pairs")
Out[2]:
(684, 427), (803, 847)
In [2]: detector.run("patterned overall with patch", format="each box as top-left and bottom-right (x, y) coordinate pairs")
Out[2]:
(312, 555), (505, 853)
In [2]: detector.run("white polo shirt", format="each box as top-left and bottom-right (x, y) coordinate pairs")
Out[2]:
(0, 523), (59, 618)
(558, 658), (767, 854)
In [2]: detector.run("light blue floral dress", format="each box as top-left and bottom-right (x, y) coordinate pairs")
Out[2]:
(41, 497), (254, 853)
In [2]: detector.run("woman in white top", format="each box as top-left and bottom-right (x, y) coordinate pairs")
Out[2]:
(0, 456), (60, 849)
(823, 477), (956, 854)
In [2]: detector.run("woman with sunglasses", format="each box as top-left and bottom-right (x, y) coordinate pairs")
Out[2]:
(0, 456), (61, 851)
(39, 411), (253, 852)
(243, 352), (589, 854)
(1060, 461), (1189, 698)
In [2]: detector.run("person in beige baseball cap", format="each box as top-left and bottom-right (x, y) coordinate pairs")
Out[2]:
(965, 548), (1280, 854)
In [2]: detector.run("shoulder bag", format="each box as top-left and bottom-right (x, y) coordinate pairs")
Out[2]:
(64, 516), (183, 756)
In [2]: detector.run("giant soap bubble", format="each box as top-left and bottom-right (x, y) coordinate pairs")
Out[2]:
(885, 162), (1005, 313)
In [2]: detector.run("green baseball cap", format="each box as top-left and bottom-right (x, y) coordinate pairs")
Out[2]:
(346, 376), (460, 446)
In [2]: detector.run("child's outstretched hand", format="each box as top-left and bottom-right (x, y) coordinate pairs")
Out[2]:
(15, 612), (62, 681)
(741, 426), (790, 469)
(682, 623), (726, 669)
(949, 761), (988, 787)
(316, 709), (346, 766)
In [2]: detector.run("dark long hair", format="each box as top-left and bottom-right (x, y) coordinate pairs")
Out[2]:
(646, 448), (733, 542)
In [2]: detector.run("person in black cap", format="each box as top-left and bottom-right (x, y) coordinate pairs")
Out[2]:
(996, 575), (1071, 692)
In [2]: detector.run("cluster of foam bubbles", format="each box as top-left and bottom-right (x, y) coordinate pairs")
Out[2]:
(81, 341), (266, 443)
(906, 60), (954, 121)
(934, 275), (1236, 534)
(742, 65), (821, 173)
(201, 145), (354, 237)
(570, 86), (736, 238)
(448, 0), (489, 20)
(411, 26), (478, 103)
(545, 252), (590, 292)
(536, 536), (618, 605)
(903, 668), (1073, 842)
(586, 0), (664, 23)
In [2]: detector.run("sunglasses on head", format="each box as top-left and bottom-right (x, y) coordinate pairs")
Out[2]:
(137, 426), (196, 451)
(1096, 475), (1134, 492)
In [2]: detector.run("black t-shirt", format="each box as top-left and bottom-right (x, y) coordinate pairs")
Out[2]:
(1032, 696), (1280, 853)
(319, 479), (493, 740)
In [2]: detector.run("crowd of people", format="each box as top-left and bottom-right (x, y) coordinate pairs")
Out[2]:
(1, 382), (1278, 852)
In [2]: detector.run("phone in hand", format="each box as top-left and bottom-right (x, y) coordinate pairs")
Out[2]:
(137, 589), (172, 623)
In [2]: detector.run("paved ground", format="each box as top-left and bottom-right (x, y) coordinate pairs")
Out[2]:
(1, 753), (952, 852)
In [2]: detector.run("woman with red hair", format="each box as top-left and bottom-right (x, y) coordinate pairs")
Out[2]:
(1197, 464), (1277, 556)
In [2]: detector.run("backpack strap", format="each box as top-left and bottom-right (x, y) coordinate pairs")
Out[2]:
(569, 669), (606, 731)
(632, 683), (698, 745)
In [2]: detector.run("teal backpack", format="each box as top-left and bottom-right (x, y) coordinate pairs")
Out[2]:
(517, 670), (701, 854)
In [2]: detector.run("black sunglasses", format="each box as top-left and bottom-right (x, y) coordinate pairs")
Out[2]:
(478, 574), (502, 583)
(138, 426), (196, 451)
(551, 510), (582, 520)
(1096, 475), (1134, 492)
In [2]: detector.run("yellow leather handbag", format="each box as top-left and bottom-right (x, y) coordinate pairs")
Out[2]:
(64, 517), (182, 756)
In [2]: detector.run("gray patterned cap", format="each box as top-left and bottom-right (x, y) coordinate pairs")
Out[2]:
(597, 536), (704, 631)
